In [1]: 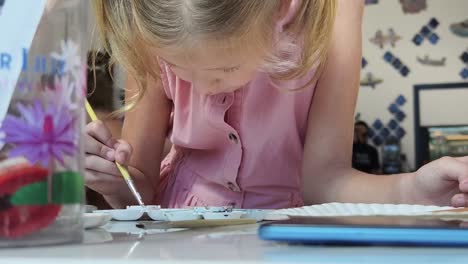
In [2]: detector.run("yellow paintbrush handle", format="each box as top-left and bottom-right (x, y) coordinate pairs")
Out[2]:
(115, 162), (131, 181)
(85, 100), (98, 122)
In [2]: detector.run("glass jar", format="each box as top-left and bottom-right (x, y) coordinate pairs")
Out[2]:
(0, 0), (88, 247)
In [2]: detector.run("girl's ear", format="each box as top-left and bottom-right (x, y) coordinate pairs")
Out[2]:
(277, 0), (300, 32)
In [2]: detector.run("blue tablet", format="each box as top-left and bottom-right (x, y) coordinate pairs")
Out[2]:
(258, 216), (468, 247)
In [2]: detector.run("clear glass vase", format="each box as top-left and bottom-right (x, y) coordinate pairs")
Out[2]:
(0, 0), (88, 247)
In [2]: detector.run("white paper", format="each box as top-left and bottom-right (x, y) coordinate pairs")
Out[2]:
(0, 0), (47, 122)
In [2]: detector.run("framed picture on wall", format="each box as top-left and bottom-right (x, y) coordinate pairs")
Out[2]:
(414, 82), (468, 168)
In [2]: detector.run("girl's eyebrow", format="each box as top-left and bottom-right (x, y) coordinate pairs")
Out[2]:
(204, 65), (241, 71)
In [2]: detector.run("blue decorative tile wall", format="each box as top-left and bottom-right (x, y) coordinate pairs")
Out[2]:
(395, 110), (406, 122)
(395, 95), (406, 106)
(365, 0), (378, 5)
(460, 51), (468, 80)
(461, 52), (468, 64)
(380, 127), (390, 138)
(372, 119), (383, 130)
(395, 127), (406, 139)
(383, 51), (410, 77)
(413, 18), (440, 46)
(373, 136), (383, 146)
(388, 119), (398, 130)
(428, 18), (440, 29)
(461, 68), (468, 80)
(367, 95), (407, 146)
(428, 33), (440, 44)
(388, 103), (399, 114)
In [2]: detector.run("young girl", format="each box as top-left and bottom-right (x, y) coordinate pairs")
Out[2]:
(86, 0), (468, 209)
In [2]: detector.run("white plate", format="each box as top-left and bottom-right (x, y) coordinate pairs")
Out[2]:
(164, 210), (202, 221)
(95, 209), (145, 221)
(84, 213), (112, 229)
(202, 211), (245, 220)
(265, 203), (455, 220)
(235, 209), (272, 222)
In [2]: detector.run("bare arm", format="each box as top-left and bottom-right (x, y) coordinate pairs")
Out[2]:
(302, 0), (406, 204)
(103, 74), (171, 207)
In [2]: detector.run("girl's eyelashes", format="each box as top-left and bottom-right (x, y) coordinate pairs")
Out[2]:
(222, 66), (240, 73)
(166, 60), (239, 73)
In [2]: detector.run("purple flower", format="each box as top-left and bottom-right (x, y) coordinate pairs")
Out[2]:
(0, 100), (77, 166)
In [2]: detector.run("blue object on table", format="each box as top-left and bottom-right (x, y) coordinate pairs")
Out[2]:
(259, 216), (468, 247)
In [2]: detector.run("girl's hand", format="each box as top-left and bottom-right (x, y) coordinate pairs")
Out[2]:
(405, 156), (468, 207)
(84, 120), (133, 196)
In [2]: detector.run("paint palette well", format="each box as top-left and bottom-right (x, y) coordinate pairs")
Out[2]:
(94, 206), (271, 222)
(202, 211), (245, 220)
(95, 209), (145, 221)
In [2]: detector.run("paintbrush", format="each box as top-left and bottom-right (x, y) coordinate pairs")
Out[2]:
(85, 100), (145, 207)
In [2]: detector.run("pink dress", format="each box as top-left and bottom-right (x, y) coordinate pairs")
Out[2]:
(155, 62), (317, 209)
(155, 0), (316, 209)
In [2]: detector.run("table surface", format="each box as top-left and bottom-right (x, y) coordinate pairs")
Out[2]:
(3, 221), (468, 264)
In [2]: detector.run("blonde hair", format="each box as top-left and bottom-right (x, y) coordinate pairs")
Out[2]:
(92, 0), (336, 109)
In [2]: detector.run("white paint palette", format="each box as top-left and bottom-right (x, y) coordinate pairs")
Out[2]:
(95, 209), (145, 221)
(202, 211), (244, 220)
(94, 206), (270, 222)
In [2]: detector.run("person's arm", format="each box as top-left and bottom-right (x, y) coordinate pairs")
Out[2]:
(103, 74), (171, 207)
(302, 0), (407, 204)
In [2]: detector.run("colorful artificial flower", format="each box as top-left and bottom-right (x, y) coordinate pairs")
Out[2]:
(0, 100), (76, 166)
(51, 40), (81, 83)
(44, 75), (78, 110)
